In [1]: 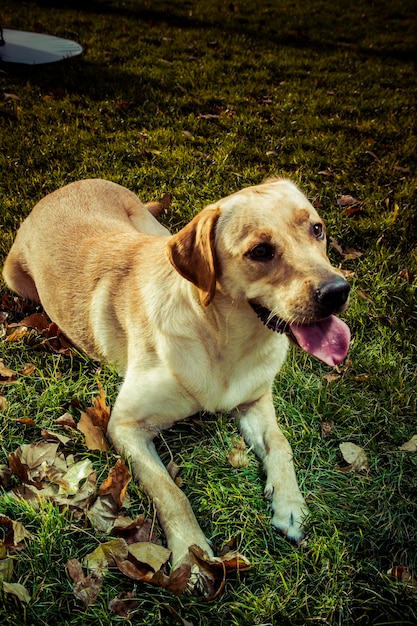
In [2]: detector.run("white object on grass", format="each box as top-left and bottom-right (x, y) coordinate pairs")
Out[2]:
(0, 28), (83, 65)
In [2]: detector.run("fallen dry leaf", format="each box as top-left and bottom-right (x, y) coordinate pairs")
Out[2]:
(0, 465), (12, 489)
(55, 412), (77, 428)
(0, 360), (17, 384)
(321, 420), (334, 438)
(0, 396), (8, 411)
(188, 545), (251, 600)
(2, 581), (31, 603)
(323, 373), (341, 384)
(388, 566), (417, 594)
(7, 314), (76, 355)
(337, 194), (361, 207)
(41, 429), (71, 445)
(343, 248), (363, 260)
(5, 326), (30, 343)
(112, 515), (159, 545)
(66, 558), (104, 606)
(83, 538), (129, 573)
(338, 442), (369, 473)
(77, 410), (108, 452)
(398, 435), (417, 452)
(108, 589), (140, 617)
(16, 417), (37, 426)
(85, 382), (111, 433)
(128, 542), (171, 572)
(0, 515), (33, 547)
(0, 543), (13, 582)
(7, 441), (97, 515)
(97, 458), (130, 509)
(86, 459), (131, 532)
(19, 363), (37, 376)
(77, 383), (111, 451)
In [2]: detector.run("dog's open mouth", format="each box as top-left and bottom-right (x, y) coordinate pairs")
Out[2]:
(250, 301), (350, 367)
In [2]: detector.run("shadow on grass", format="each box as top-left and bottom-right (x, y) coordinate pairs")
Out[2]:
(7, 0), (417, 63)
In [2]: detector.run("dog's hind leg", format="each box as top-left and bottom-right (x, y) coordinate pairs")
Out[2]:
(3, 250), (41, 303)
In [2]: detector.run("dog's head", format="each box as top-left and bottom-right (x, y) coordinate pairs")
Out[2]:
(167, 179), (350, 365)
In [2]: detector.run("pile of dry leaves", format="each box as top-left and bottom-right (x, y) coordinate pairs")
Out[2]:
(0, 381), (250, 611)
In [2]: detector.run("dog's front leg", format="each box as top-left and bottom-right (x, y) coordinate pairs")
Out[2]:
(235, 390), (307, 542)
(106, 383), (214, 572)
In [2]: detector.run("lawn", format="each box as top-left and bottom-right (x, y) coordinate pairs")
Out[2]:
(0, 0), (416, 624)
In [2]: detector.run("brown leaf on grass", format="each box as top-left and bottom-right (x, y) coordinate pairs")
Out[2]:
(398, 268), (414, 283)
(112, 515), (159, 545)
(337, 195), (361, 207)
(0, 544), (13, 582)
(0, 360), (17, 384)
(51, 458), (95, 496)
(2, 581), (31, 603)
(78, 383), (111, 451)
(329, 237), (344, 256)
(41, 429), (71, 445)
(87, 460), (131, 532)
(15, 417), (37, 426)
(8, 452), (32, 485)
(321, 420), (335, 438)
(0, 516), (32, 549)
(85, 382), (111, 433)
(188, 545), (251, 600)
(113, 552), (155, 582)
(387, 566), (417, 594)
(228, 436), (249, 468)
(323, 373), (341, 384)
(328, 237), (363, 261)
(0, 396), (8, 411)
(7, 442), (97, 515)
(13, 441), (60, 483)
(7, 313), (76, 355)
(357, 289), (375, 304)
(55, 412), (77, 428)
(338, 442), (369, 473)
(128, 542), (171, 572)
(112, 549), (191, 594)
(5, 326), (30, 343)
(77, 411), (108, 452)
(0, 465), (12, 489)
(87, 493), (119, 533)
(83, 538), (129, 572)
(8, 313), (49, 333)
(108, 589), (140, 617)
(343, 248), (363, 260)
(66, 558), (104, 606)
(97, 459), (131, 509)
(398, 435), (417, 452)
(19, 363), (37, 376)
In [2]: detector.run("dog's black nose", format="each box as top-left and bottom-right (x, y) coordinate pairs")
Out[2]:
(315, 276), (350, 315)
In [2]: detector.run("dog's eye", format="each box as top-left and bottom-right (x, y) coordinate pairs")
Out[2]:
(248, 243), (275, 261)
(313, 223), (325, 240)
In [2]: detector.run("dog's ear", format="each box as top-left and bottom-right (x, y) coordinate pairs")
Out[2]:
(167, 206), (221, 306)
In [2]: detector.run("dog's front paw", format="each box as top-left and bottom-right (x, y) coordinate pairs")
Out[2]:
(176, 545), (251, 598)
(265, 485), (307, 543)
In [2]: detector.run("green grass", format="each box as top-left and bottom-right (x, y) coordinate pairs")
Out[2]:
(1, 0), (416, 624)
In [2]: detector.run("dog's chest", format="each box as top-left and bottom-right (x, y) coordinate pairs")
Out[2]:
(167, 331), (289, 413)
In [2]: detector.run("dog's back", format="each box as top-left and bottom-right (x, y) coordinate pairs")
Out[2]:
(2, 179), (170, 359)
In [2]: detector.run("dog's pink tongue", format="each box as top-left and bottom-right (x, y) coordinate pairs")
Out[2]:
(290, 316), (350, 366)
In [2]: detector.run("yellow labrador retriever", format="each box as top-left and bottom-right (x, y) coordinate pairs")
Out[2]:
(3, 178), (350, 579)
